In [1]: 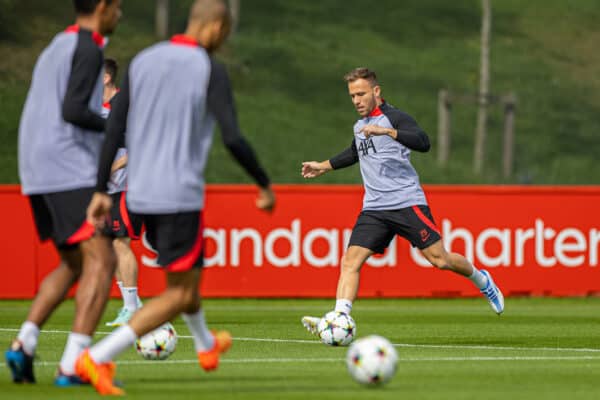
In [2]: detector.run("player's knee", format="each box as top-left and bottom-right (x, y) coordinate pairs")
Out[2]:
(113, 238), (129, 254)
(61, 259), (82, 277)
(85, 239), (117, 267)
(171, 286), (198, 313)
(114, 238), (134, 259)
(427, 253), (450, 270)
(85, 252), (117, 277)
(340, 255), (361, 274)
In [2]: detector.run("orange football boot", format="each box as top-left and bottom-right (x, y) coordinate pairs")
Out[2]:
(198, 330), (232, 371)
(75, 350), (123, 396)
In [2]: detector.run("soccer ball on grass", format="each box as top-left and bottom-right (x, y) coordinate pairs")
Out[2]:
(317, 311), (356, 346)
(135, 322), (178, 360)
(346, 335), (398, 385)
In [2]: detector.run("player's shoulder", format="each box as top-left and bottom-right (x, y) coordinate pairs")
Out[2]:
(134, 41), (168, 61)
(128, 42), (167, 72)
(380, 102), (412, 119)
(353, 117), (366, 132)
(208, 57), (226, 74)
(73, 30), (104, 56)
(380, 102), (418, 125)
(135, 40), (210, 65)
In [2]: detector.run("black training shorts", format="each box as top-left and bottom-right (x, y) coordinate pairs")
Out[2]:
(103, 191), (143, 239)
(140, 211), (204, 272)
(348, 205), (441, 254)
(28, 187), (97, 249)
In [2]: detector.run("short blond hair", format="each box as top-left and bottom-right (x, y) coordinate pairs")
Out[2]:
(343, 67), (378, 85)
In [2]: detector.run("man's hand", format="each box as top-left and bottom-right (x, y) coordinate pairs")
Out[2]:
(86, 192), (113, 229)
(360, 124), (397, 139)
(301, 161), (332, 179)
(110, 154), (128, 174)
(256, 186), (275, 212)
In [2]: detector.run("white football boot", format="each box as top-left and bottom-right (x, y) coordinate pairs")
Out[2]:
(480, 270), (504, 315)
(301, 316), (321, 336)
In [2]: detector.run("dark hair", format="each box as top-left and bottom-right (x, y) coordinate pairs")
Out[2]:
(73, 0), (112, 15)
(104, 58), (118, 85)
(343, 67), (378, 86)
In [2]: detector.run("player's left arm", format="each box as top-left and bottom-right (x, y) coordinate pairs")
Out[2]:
(107, 93), (128, 174)
(62, 39), (106, 131)
(361, 110), (431, 152)
(207, 59), (274, 211)
(88, 69), (130, 227)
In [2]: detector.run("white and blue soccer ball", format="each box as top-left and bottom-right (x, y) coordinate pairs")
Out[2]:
(135, 322), (178, 360)
(317, 311), (356, 346)
(346, 335), (398, 385)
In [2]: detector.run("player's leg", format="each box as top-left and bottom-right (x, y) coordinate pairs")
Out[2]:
(52, 247), (105, 386)
(6, 250), (82, 384)
(115, 237), (141, 308)
(302, 211), (390, 335)
(55, 234), (116, 383)
(407, 205), (504, 314)
(335, 245), (375, 312)
(170, 268), (231, 371)
(54, 189), (117, 382)
(420, 241), (504, 314)
(106, 237), (142, 327)
(5, 195), (82, 383)
(72, 235), (117, 334)
(76, 267), (215, 395)
(90, 269), (201, 367)
(301, 246), (373, 334)
(105, 192), (143, 326)
(147, 211), (230, 368)
(420, 240), (473, 275)
(75, 211), (226, 395)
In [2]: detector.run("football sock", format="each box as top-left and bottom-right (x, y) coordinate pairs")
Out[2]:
(182, 309), (215, 352)
(468, 267), (488, 289)
(334, 299), (353, 315)
(117, 280), (124, 294)
(89, 325), (137, 364)
(17, 321), (40, 356)
(59, 332), (92, 375)
(122, 287), (140, 311)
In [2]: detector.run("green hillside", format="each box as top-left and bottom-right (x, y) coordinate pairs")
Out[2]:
(1, 0), (599, 184)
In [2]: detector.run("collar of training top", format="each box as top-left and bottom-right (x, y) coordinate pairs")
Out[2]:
(65, 25), (106, 48)
(170, 34), (200, 47)
(368, 104), (384, 117)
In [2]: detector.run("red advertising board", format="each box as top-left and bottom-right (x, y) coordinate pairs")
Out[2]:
(1, 184), (599, 298)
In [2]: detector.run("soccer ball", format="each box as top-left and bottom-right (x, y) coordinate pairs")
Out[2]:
(135, 322), (178, 360)
(346, 335), (398, 385)
(317, 311), (356, 346)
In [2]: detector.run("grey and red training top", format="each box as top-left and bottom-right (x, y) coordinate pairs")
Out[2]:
(97, 35), (270, 214)
(19, 25), (106, 195)
(330, 102), (431, 211)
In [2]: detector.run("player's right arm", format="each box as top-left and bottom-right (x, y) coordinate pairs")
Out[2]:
(110, 154), (128, 174)
(302, 139), (358, 179)
(88, 69), (130, 228)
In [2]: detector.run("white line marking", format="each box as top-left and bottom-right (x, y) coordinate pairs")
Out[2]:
(1, 327), (599, 354)
(391, 343), (600, 353)
(2, 356), (600, 369)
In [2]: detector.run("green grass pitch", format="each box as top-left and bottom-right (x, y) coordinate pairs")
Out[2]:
(1, 298), (599, 399)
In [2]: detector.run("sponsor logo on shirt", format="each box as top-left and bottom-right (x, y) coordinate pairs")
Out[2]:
(358, 138), (377, 156)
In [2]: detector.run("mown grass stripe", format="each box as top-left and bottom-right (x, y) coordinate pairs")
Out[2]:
(1, 327), (600, 353)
